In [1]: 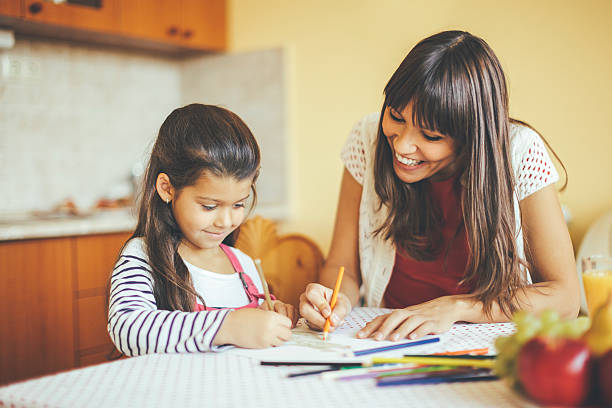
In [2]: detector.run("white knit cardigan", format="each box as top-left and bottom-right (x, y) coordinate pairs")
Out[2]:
(340, 113), (560, 307)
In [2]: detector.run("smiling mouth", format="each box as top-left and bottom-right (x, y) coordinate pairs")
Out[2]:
(395, 152), (424, 166)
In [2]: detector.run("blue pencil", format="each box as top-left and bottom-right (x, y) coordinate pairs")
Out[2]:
(377, 370), (497, 386)
(353, 337), (440, 357)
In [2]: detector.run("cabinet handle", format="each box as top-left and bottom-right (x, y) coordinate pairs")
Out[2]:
(182, 29), (193, 39)
(167, 26), (179, 36)
(28, 2), (43, 14)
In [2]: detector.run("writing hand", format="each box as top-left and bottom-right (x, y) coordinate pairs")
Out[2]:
(298, 283), (351, 331)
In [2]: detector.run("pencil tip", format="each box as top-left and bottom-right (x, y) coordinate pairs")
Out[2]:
(323, 333), (327, 341)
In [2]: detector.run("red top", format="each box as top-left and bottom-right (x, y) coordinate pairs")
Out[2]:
(383, 177), (474, 308)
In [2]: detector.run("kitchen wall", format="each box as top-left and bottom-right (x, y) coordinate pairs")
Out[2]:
(0, 37), (288, 218)
(0, 38), (180, 214)
(229, 0), (612, 252)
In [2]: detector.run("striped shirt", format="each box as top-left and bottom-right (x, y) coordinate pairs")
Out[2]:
(107, 238), (231, 356)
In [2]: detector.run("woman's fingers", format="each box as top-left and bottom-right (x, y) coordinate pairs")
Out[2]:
(299, 283), (333, 328)
(356, 315), (386, 338)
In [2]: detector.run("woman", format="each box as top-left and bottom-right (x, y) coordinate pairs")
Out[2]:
(299, 30), (579, 341)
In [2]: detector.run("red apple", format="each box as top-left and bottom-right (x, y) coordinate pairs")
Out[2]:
(599, 349), (612, 406)
(517, 336), (593, 406)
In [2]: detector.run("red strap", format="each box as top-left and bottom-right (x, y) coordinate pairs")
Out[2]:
(219, 244), (244, 273)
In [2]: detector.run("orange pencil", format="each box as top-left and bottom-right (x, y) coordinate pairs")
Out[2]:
(433, 348), (489, 356)
(323, 266), (345, 341)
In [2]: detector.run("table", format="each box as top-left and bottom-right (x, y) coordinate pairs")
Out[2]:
(0, 308), (537, 407)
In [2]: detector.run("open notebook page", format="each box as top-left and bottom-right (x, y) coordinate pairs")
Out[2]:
(230, 307), (515, 362)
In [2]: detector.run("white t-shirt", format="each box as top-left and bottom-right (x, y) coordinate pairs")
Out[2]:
(184, 250), (264, 308)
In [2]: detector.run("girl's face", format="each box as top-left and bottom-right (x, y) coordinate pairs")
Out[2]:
(382, 104), (456, 183)
(172, 173), (252, 253)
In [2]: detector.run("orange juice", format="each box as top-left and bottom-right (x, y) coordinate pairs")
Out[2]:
(582, 269), (612, 316)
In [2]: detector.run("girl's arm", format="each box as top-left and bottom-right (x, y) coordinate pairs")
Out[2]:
(357, 184), (580, 341)
(108, 255), (232, 355)
(299, 168), (363, 330)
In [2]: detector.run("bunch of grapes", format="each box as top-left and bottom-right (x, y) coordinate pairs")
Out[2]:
(494, 310), (590, 385)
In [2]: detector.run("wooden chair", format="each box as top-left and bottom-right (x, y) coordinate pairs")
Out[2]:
(235, 216), (324, 310)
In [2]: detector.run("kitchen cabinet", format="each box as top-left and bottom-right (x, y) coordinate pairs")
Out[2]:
(0, 0), (226, 53)
(0, 0), (21, 17)
(0, 231), (131, 385)
(22, 0), (121, 34)
(121, 0), (226, 51)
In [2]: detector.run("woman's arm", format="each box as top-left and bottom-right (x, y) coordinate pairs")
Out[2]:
(299, 168), (363, 329)
(458, 183), (580, 320)
(357, 184), (580, 341)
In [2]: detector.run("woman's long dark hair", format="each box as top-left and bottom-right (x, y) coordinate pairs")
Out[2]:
(125, 104), (260, 311)
(374, 31), (564, 318)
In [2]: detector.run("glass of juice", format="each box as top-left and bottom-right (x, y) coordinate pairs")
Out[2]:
(582, 255), (612, 316)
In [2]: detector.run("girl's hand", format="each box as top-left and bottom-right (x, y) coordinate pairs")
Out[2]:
(299, 283), (352, 331)
(213, 308), (292, 349)
(357, 296), (459, 341)
(259, 300), (298, 328)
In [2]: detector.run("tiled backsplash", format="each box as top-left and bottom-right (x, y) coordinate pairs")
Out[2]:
(0, 38), (288, 218)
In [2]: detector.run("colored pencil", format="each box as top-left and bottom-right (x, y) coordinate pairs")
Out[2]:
(254, 259), (274, 310)
(369, 356), (496, 368)
(403, 354), (496, 360)
(323, 266), (344, 341)
(432, 347), (489, 356)
(287, 367), (341, 378)
(353, 337), (440, 356)
(329, 365), (456, 382)
(376, 370), (497, 386)
(260, 361), (362, 367)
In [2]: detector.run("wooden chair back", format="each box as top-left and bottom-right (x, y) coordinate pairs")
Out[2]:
(235, 216), (324, 309)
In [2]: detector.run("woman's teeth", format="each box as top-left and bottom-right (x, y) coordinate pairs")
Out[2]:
(395, 152), (423, 166)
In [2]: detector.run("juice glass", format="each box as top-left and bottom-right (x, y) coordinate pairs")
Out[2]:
(582, 255), (612, 316)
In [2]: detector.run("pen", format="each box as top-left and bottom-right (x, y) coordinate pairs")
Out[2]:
(254, 258), (274, 310)
(323, 266), (344, 341)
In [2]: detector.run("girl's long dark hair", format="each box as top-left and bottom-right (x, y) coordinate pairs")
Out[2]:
(127, 104), (260, 311)
(374, 31), (564, 318)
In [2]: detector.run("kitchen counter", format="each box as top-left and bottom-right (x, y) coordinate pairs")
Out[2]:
(0, 208), (137, 241)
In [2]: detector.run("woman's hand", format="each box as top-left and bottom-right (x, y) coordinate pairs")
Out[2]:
(259, 300), (298, 328)
(213, 308), (292, 349)
(357, 296), (460, 341)
(299, 283), (352, 331)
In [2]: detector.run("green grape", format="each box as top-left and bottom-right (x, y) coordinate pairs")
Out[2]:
(539, 309), (560, 327)
(562, 316), (591, 338)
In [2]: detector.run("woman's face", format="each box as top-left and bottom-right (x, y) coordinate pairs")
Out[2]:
(381, 103), (456, 183)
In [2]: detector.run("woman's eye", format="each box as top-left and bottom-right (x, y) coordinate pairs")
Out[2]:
(389, 109), (404, 122)
(423, 134), (443, 142)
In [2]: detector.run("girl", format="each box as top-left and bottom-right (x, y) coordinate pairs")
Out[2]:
(108, 104), (296, 356)
(299, 30), (579, 340)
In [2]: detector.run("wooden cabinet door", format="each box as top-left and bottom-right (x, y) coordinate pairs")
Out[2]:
(122, 0), (226, 50)
(74, 232), (131, 366)
(181, 0), (226, 51)
(0, 237), (75, 385)
(23, 0), (121, 33)
(0, 0), (22, 17)
(120, 0), (181, 44)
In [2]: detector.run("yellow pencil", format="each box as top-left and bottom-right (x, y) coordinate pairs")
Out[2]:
(254, 259), (274, 310)
(323, 266), (345, 341)
(369, 356), (495, 369)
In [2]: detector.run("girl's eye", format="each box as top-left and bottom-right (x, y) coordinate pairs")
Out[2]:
(202, 205), (216, 211)
(233, 202), (245, 209)
(389, 109), (404, 122)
